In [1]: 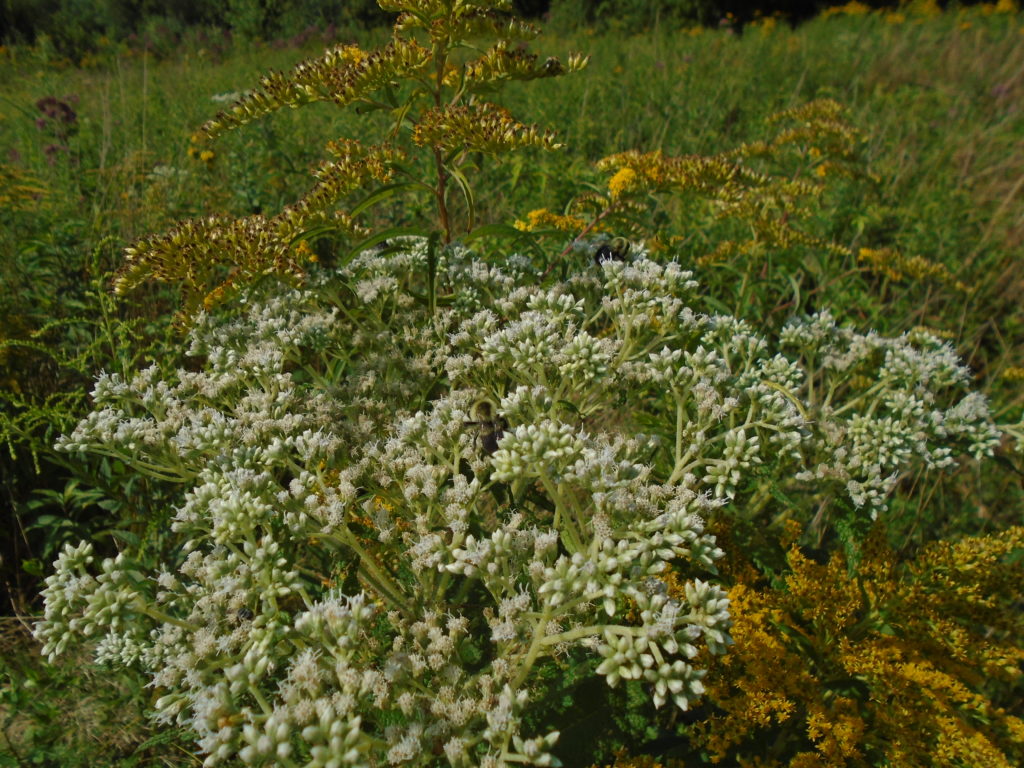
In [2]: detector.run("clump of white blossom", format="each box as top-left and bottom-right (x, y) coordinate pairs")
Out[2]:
(37, 238), (1001, 767)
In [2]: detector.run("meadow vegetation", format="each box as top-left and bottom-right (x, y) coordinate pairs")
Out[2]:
(1, 1), (1023, 766)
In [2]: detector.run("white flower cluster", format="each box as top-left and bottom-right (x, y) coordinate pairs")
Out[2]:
(36, 238), (1001, 767)
(779, 313), (1001, 513)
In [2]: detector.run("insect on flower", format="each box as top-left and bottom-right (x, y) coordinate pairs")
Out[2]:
(594, 236), (631, 265)
(464, 399), (507, 456)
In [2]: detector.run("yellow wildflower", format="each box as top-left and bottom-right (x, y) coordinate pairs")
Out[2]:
(294, 240), (318, 263)
(822, 1), (872, 17)
(910, 325), (955, 340)
(1000, 366), (1024, 382)
(858, 246), (966, 290)
(338, 43), (367, 64)
(607, 166), (638, 200)
(686, 524), (1024, 767)
(514, 208), (585, 233)
(199, 149), (216, 163)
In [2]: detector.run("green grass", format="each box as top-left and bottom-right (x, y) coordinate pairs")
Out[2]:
(0, 618), (196, 766)
(1, 6), (1023, 764)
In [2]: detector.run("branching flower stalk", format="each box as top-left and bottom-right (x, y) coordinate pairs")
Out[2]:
(114, 0), (587, 318)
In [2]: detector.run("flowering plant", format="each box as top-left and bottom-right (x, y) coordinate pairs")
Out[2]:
(683, 521), (1024, 768)
(30, 1), (1013, 765)
(36, 233), (1000, 765)
(111, 0), (587, 319)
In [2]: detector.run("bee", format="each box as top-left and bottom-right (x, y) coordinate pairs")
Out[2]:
(464, 399), (507, 456)
(594, 236), (631, 266)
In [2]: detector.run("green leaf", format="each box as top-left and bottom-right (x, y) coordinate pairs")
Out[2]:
(768, 480), (799, 509)
(556, 399), (581, 417)
(447, 165), (477, 233)
(703, 294), (733, 316)
(95, 528), (141, 547)
(349, 182), (418, 219)
(787, 271), (803, 307)
(463, 222), (531, 243)
(508, 154), (524, 191)
(25, 515), (74, 531)
(389, 100), (417, 138)
(463, 223), (548, 263)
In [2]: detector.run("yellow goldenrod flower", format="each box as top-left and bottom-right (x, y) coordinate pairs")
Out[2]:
(858, 246), (966, 290)
(910, 325), (955, 339)
(294, 240), (318, 263)
(607, 166), (638, 200)
(514, 207), (585, 233)
(686, 524), (1024, 767)
(338, 43), (367, 64)
(822, 1), (872, 18)
(1000, 366), (1024, 382)
(413, 102), (562, 155)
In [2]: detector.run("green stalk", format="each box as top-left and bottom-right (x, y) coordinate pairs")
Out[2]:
(510, 603), (553, 690)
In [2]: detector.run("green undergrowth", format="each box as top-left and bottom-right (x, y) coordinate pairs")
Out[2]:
(0, 618), (196, 766)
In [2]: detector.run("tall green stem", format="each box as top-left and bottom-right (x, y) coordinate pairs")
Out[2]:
(432, 40), (452, 243)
